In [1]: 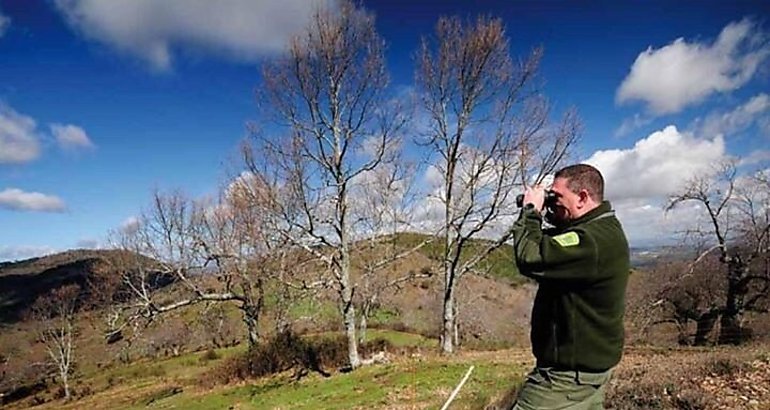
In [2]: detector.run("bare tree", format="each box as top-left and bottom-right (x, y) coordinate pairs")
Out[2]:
(627, 257), (725, 345)
(416, 16), (579, 353)
(248, 0), (407, 369)
(666, 161), (770, 344)
(107, 184), (300, 350)
(29, 284), (80, 401)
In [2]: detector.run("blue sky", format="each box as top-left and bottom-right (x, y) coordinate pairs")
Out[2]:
(1, 0), (768, 261)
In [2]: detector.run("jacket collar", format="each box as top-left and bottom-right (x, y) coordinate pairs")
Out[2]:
(565, 200), (613, 228)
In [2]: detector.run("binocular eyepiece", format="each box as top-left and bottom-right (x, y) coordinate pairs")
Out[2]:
(516, 190), (558, 208)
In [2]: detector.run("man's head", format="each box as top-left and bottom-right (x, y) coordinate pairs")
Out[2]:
(548, 164), (604, 225)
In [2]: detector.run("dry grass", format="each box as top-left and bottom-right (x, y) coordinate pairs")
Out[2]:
(607, 345), (770, 410)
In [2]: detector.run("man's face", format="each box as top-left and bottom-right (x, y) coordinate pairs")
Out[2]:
(548, 177), (581, 225)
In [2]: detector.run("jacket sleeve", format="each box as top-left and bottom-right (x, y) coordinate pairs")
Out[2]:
(511, 206), (598, 281)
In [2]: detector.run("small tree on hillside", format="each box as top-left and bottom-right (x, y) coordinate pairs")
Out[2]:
(107, 185), (302, 350)
(350, 159), (434, 343)
(666, 162), (770, 344)
(30, 284), (81, 401)
(416, 16), (580, 353)
(199, 303), (240, 349)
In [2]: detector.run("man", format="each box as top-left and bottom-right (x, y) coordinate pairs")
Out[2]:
(510, 164), (630, 410)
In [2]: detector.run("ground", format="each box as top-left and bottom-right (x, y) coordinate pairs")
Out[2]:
(5, 340), (769, 409)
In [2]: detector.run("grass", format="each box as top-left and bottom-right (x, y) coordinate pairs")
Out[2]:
(17, 330), (528, 410)
(369, 306), (399, 325)
(128, 355), (524, 409)
(288, 298), (339, 323)
(11, 335), (770, 410)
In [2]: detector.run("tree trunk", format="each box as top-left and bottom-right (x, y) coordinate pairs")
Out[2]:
(441, 271), (456, 354)
(675, 318), (690, 346)
(718, 313), (743, 345)
(275, 286), (292, 335)
(242, 305), (260, 349)
(719, 258), (746, 345)
(61, 370), (70, 400)
(453, 318), (459, 348)
(694, 309), (719, 346)
(358, 311), (368, 345)
(338, 155), (360, 369)
(341, 288), (361, 369)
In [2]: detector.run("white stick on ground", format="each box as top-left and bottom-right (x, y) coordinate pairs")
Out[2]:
(440, 365), (475, 410)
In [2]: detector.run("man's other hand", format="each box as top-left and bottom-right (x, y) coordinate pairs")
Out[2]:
(523, 186), (546, 211)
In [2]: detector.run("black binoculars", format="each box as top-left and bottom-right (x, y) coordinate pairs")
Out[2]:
(516, 190), (558, 208)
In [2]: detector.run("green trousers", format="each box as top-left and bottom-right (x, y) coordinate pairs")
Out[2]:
(511, 367), (612, 410)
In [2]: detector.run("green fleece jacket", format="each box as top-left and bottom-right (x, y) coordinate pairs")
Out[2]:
(512, 201), (630, 372)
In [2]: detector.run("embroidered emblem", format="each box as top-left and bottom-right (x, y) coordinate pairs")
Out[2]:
(553, 231), (579, 247)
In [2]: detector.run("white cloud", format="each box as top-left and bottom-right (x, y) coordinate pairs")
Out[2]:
(120, 216), (140, 231)
(50, 123), (95, 151)
(0, 104), (42, 164)
(612, 198), (703, 246)
(614, 113), (653, 137)
(585, 125), (725, 201)
(737, 149), (770, 167)
(0, 188), (66, 212)
(759, 116), (770, 135)
(584, 125), (733, 245)
(691, 93), (770, 138)
(0, 10), (10, 38)
(617, 19), (770, 114)
(0, 245), (58, 262)
(54, 0), (331, 70)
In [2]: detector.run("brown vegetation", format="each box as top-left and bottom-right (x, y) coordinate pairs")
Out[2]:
(606, 346), (770, 410)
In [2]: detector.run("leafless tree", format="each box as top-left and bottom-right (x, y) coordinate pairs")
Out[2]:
(666, 161), (770, 344)
(415, 16), (580, 353)
(247, 0), (409, 369)
(627, 257), (725, 345)
(107, 184), (301, 350)
(29, 284), (80, 401)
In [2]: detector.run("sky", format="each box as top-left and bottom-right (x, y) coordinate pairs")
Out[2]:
(1, 0), (769, 261)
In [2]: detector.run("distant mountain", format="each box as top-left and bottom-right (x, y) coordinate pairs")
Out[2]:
(629, 245), (694, 268)
(0, 249), (162, 324)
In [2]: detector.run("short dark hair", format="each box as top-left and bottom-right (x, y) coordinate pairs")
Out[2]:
(554, 164), (604, 202)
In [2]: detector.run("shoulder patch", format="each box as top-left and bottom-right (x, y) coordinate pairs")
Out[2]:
(553, 231), (580, 247)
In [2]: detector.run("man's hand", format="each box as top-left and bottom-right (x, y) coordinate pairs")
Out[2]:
(523, 185), (546, 211)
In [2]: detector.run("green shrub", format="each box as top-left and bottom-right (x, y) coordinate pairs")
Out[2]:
(360, 337), (393, 356)
(207, 332), (400, 387)
(209, 331), (348, 385)
(199, 348), (220, 364)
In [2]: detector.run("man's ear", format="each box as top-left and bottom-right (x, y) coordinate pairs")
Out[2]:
(577, 189), (590, 207)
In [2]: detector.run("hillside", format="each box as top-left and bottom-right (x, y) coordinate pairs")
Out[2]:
(2, 240), (769, 409)
(1, 249), (116, 323)
(0, 249), (168, 324)
(0, 236), (532, 405)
